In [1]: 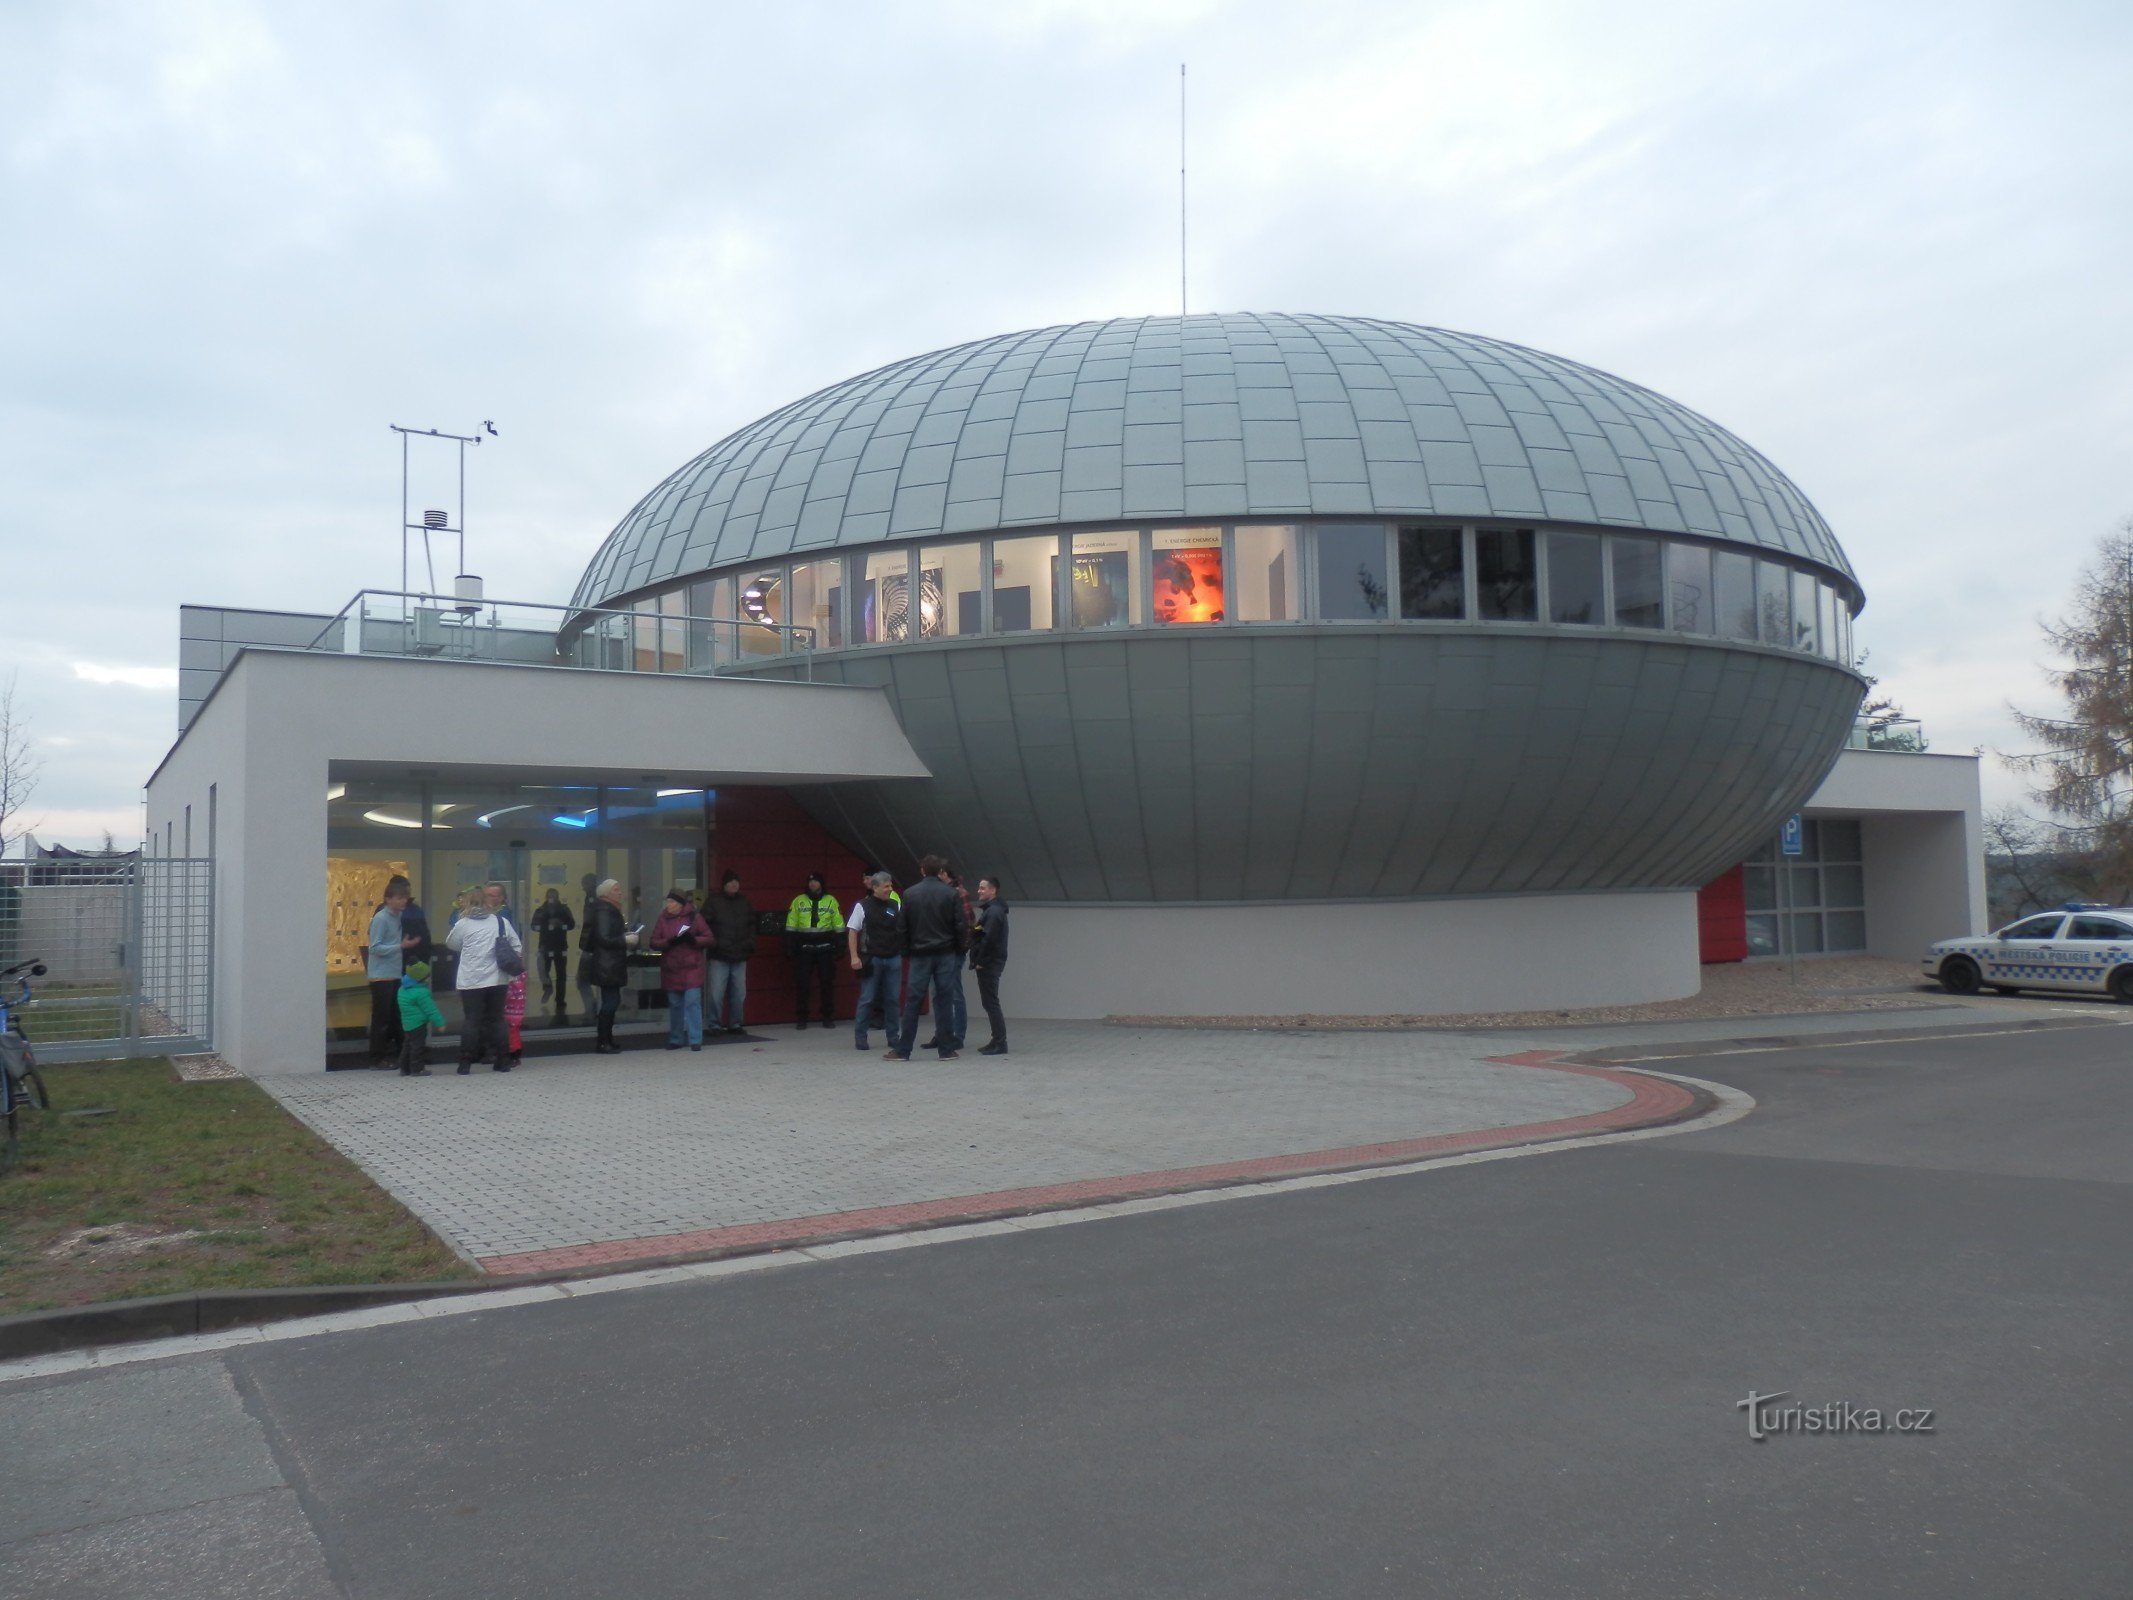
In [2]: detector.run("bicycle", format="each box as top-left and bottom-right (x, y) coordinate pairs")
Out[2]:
(0, 958), (52, 1174)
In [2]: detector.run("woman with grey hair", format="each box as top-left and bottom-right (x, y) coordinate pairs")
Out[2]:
(445, 885), (523, 1073)
(579, 877), (632, 1054)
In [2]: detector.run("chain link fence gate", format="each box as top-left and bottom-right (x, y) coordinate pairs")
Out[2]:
(0, 856), (214, 1063)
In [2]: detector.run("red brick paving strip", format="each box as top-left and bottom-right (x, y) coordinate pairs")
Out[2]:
(478, 1054), (1695, 1276)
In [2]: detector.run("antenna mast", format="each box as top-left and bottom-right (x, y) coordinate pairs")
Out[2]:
(1179, 62), (1188, 318)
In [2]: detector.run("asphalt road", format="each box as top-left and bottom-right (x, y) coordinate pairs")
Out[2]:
(8, 1018), (2131, 1598)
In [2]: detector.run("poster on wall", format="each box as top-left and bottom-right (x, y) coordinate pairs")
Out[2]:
(1152, 546), (1225, 623)
(1071, 552), (1131, 626)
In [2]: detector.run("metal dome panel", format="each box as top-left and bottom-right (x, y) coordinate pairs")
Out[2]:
(571, 313), (1850, 612)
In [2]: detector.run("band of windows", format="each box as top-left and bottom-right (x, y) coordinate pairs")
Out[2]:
(580, 522), (1858, 671)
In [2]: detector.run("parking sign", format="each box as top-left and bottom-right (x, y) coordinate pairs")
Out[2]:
(1780, 814), (1804, 857)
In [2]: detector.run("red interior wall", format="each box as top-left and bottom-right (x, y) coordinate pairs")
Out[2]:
(711, 788), (871, 1025)
(1698, 863), (1748, 964)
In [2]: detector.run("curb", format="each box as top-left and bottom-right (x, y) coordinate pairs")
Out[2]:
(0, 1280), (492, 1362)
(1567, 1011), (2128, 1064)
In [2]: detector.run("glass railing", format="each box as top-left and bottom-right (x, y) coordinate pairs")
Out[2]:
(302, 591), (819, 679)
(1846, 714), (1926, 752)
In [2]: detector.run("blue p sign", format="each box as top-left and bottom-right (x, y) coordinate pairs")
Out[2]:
(1780, 814), (1804, 857)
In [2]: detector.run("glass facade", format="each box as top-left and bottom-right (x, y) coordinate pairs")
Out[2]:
(1744, 819), (1866, 957)
(584, 521), (1860, 669)
(326, 780), (709, 1055)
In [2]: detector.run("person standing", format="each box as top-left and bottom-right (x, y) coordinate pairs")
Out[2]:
(365, 881), (410, 1067)
(574, 872), (602, 1022)
(650, 890), (711, 1050)
(485, 883), (526, 1068)
(580, 878), (631, 1054)
(531, 888), (576, 1017)
(395, 959), (445, 1076)
(970, 876), (1011, 1055)
(848, 872), (904, 1055)
(891, 854), (967, 1062)
(446, 887), (522, 1073)
(785, 872), (842, 1029)
(705, 870), (757, 1035)
(920, 865), (974, 1052)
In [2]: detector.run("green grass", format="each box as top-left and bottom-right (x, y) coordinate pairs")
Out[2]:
(0, 1059), (469, 1313)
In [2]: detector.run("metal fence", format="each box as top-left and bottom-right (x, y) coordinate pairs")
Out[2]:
(0, 856), (213, 1062)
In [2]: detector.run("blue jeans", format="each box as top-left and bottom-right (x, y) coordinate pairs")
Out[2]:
(666, 986), (703, 1046)
(938, 962), (966, 1049)
(854, 956), (904, 1051)
(899, 952), (962, 1057)
(707, 959), (747, 1031)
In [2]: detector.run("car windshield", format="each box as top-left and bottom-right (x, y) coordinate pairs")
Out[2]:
(1997, 916), (2064, 941)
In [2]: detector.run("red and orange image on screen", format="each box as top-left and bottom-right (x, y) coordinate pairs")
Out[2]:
(1152, 546), (1225, 623)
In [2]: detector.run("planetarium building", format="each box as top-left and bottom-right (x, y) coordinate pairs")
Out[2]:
(147, 314), (1984, 1074)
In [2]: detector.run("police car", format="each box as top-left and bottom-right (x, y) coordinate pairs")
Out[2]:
(1924, 903), (2133, 1001)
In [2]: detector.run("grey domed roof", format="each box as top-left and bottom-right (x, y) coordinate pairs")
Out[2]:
(570, 312), (1851, 612)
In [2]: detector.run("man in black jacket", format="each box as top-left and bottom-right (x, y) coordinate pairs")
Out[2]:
(891, 854), (967, 1062)
(971, 875), (1010, 1055)
(705, 870), (758, 1035)
(530, 888), (576, 1017)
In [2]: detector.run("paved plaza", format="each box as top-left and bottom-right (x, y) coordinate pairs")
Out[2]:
(263, 1021), (1670, 1272)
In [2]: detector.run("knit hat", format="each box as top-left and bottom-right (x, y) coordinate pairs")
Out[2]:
(405, 960), (431, 982)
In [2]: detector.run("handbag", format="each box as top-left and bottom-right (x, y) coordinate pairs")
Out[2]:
(494, 924), (525, 979)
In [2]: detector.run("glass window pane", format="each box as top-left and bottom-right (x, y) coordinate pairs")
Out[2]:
(1612, 537), (1663, 628)
(684, 581), (719, 672)
(657, 589), (686, 670)
(736, 567), (785, 656)
(1315, 524), (1390, 620)
(1547, 531), (1604, 624)
(1233, 525), (1303, 621)
(1791, 569), (1819, 654)
(1151, 527), (1225, 624)
(1789, 865), (1822, 907)
(861, 550), (913, 643)
(1069, 531), (1142, 628)
(1820, 819), (1862, 860)
(1670, 543), (1712, 634)
(1743, 862), (1776, 911)
(1713, 551), (1756, 641)
(1824, 863), (1865, 907)
(1825, 910), (1867, 951)
(1790, 914), (1825, 954)
(1745, 913), (1779, 957)
(918, 543), (984, 638)
(990, 535), (1056, 633)
(633, 598), (662, 671)
(1397, 526), (1464, 620)
(788, 560), (840, 651)
(1817, 583), (1837, 662)
(1475, 528), (1537, 621)
(1757, 560), (1791, 646)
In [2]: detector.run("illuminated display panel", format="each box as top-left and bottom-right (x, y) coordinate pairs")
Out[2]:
(1151, 527), (1223, 624)
(1070, 531), (1141, 628)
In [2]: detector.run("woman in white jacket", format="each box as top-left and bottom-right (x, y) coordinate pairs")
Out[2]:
(446, 887), (523, 1074)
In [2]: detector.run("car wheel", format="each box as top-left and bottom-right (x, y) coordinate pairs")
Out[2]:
(1939, 956), (1982, 996)
(2109, 967), (2133, 1004)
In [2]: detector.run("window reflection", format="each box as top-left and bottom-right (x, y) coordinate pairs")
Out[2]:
(1547, 531), (1604, 624)
(1397, 527), (1464, 620)
(1316, 524), (1389, 620)
(990, 535), (1055, 632)
(1475, 528), (1536, 621)
(1790, 569), (1819, 654)
(1756, 560), (1791, 647)
(1233, 526), (1302, 621)
(737, 568), (784, 656)
(1669, 544), (1711, 634)
(1612, 537), (1663, 629)
(788, 561), (839, 650)
(1152, 528), (1224, 624)
(1713, 551), (1756, 642)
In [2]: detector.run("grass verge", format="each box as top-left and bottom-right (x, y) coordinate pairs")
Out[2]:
(0, 1058), (466, 1314)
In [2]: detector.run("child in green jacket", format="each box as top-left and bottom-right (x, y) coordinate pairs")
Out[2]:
(396, 960), (447, 1077)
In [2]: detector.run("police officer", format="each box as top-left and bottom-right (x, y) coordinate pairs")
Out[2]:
(784, 871), (842, 1029)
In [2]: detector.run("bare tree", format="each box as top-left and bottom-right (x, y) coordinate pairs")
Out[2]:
(0, 672), (41, 858)
(2007, 518), (2133, 898)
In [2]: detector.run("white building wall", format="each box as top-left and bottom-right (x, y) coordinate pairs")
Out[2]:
(1011, 891), (1700, 1019)
(1803, 749), (1985, 957)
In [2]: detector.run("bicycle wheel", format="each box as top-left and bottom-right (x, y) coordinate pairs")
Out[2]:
(20, 1065), (47, 1113)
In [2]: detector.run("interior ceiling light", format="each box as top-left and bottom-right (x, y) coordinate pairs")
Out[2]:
(656, 789), (701, 798)
(326, 783), (348, 801)
(740, 576), (777, 623)
(475, 805), (533, 828)
(362, 809), (428, 830)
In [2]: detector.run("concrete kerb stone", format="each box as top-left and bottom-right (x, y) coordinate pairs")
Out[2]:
(1566, 1011), (2132, 1066)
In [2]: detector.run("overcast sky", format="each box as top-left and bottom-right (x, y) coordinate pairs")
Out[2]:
(3, 0), (2128, 846)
